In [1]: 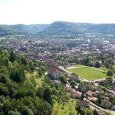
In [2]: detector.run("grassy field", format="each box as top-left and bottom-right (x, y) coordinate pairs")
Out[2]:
(52, 98), (77, 115)
(67, 65), (107, 80)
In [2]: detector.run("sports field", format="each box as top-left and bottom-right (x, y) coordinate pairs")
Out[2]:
(67, 65), (107, 80)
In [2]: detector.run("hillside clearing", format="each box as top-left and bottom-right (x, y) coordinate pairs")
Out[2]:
(52, 98), (77, 115)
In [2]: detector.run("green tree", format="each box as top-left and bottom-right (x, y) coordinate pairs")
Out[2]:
(95, 61), (101, 68)
(43, 88), (52, 104)
(22, 106), (34, 115)
(21, 57), (27, 66)
(4, 58), (9, 67)
(0, 74), (8, 84)
(71, 80), (77, 88)
(10, 68), (25, 83)
(9, 51), (16, 63)
(83, 108), (93, 115)
(28, 61), (35, 72)
(8, 110), (21, 115)
(37, 69), (42, 77)
(82, 58), (90, 66)
(106, 70), (114, 76)
(59, 76), (67, 84)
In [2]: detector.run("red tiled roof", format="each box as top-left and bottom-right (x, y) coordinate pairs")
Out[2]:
(48, 65), (66, 73)
(96, 110), (105, 115)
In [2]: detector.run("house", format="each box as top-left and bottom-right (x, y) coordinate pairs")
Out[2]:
(97, 88), (105, 94)
(78, 99), (90, 110)
(111, 104), (115, 111)
(47, 60), (67, 79)
(87, 97), (97, 102)
(64, 84), (73, 92)
(96, 110), (105, 115)
(71, 90), (82, 98)
(89, 84), (97, 91)
(86, 90), (96, 97)
(101, 99), (112, 109)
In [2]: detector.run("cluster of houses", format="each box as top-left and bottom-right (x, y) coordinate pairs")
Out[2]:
(47, 60), (115, 115)
(64, 84), (82, 98)
(0, 36), (115, 63)
(99, 76), (115, 91)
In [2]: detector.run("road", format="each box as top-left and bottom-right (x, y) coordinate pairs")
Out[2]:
(85, 98), (115, 115)
(67, 66), (83, 69)
(104, 88), (115, 95)
(94, 78), (105, 82)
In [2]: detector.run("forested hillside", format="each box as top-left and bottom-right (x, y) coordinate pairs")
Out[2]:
(1, 21), (115, 37)
(0, 49), (53, 115)
(0, 24), (49, 35)
(39, 21), (115, 37)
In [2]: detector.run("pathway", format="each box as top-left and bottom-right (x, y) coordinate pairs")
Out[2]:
(85, 98), (115, 115)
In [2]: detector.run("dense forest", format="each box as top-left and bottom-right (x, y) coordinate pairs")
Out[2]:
(0, 49), (74, 115)
(0, 49), (54, 115)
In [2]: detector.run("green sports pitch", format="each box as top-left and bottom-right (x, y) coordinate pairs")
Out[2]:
(67, 65), (107, 80)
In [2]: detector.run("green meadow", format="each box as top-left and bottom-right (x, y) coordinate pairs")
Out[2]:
(67, 65), (107, 80)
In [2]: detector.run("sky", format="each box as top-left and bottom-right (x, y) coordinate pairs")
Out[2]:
(0, 0), (115, 24)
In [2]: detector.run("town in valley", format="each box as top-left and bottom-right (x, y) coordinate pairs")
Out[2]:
(0, 23), (115, 115)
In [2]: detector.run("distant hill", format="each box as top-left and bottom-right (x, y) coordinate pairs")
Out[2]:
(0, 25), (15, 35)
(10, 24), (49, 34)
(40, 21), (115, 36)
(1, 21), (115, 37)
(0, 24), (49, 35)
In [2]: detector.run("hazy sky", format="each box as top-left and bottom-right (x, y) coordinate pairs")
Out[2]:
(0, 0), (115, 24)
